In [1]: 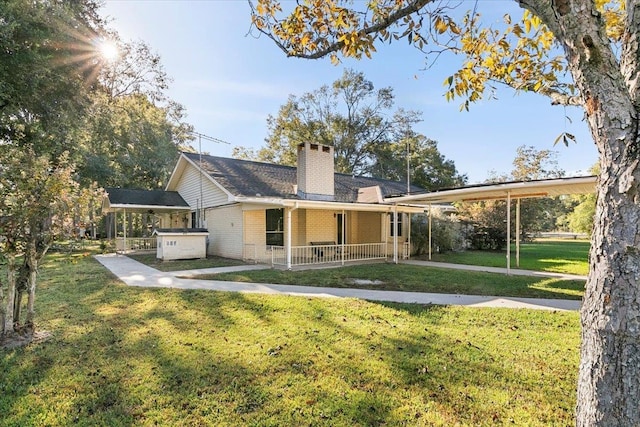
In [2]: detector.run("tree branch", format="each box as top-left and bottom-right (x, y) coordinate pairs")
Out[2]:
(249, 0), (435, 59)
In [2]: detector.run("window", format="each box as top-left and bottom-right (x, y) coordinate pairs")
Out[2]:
(389, 213), (403, 237)
(266, 208), (284, 246)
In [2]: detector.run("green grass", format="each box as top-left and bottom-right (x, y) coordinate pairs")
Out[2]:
(0, 252), (580, 426)
(426, 239), (590, 276)
(198, 263), (585, 300)
(127, 253), (245, 272)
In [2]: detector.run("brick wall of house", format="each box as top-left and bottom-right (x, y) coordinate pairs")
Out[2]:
(303, 210), (336, 243)
(356, 212), (383, 243)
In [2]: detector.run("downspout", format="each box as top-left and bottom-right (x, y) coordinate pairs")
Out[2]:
(506, 191), (511, 275)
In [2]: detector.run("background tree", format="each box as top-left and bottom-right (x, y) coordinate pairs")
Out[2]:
(247, 2), (640, 421)
(235, 69), (464, 188)
(235, 69), (399, 174)
(559, 163), (599, 235)
(511, 145), (566, 239)
(456, 145), (566, 249)
(74, 39), (194, 240)
(76, 40), (194, 190)
(369, 128), (467, 191)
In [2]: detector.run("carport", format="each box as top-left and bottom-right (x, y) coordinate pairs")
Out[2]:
(385, 176), (597, 274)
(102, 188), (192, 253)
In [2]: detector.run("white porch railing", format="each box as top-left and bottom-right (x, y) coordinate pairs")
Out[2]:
(115, 237), (157, 253)
(265, 242), (388, 268)
(403, 242), (410, 260)
(243, 244), (279, 264)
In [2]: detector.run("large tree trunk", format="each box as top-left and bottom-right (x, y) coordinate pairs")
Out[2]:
(518, 0), (640, 424)
(3, 253), (17, 335)
(577, 157), (640, 424)
(0, 276), (4, 334)
(25, 241), (38, 328)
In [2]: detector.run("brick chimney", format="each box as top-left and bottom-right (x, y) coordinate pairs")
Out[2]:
(296, 142), (335, 201)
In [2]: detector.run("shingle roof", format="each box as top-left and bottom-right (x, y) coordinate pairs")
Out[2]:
(183, 152), (423, 203)
(105, 188), (189, 208)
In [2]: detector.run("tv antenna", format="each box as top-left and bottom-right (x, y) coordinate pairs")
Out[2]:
(190, 131), (231, 228)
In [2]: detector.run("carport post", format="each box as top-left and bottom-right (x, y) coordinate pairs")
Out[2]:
(516, 198), (521, 267)
(123, 208), (127, 254)
(506, 192), (511, 275)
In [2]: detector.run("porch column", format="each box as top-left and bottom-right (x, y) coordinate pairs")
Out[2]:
(123, 208), (127, 255)
(428, 204), (432, 261)
(506, 191), (511, 275)
(286, 208), (292, 270)
(341, 209), (345, 266)
(407, 213), (411, 260)
(393, 205), (398, 264)
(516, 198), (521, 268)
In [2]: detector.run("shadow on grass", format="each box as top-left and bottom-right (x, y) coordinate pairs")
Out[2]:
(1, 254), (579, 425)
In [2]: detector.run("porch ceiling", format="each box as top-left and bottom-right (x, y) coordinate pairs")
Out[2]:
(236, 197), (426, 213)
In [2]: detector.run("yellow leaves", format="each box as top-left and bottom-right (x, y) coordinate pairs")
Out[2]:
(434, 16), (448, 34)
(596, 0), (625, 41)
(254, 0), (282, 18)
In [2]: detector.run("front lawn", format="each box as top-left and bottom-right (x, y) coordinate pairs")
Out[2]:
(197, 263), (585, 300)
(0, 252), (581, 426)
(127, 253), (245, 272)
(426, 239), (590, 276)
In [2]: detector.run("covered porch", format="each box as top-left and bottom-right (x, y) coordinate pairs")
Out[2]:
(239, 198), (424, 269)
(102, 188), (192, 254)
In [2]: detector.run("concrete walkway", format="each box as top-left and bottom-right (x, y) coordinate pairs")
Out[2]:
(401, 260), (587, 281)
(94, 254), (582, 312)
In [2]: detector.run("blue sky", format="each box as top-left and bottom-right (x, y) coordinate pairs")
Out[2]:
(101, 0), (598, 184)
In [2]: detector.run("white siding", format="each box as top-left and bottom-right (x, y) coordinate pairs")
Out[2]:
(175, 163), (229, 209)
(205, 205), (243, 258)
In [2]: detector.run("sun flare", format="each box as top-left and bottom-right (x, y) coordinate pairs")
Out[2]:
(98, 39), (119, 62)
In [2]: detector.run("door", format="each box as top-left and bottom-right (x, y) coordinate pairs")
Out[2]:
(336, 213), (346, 245)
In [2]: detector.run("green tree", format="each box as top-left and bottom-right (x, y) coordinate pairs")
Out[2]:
(248, 1), (640, 422)
(234, 69), (412, 175)
(0, 0), (106, 339)
(369, 131), (467, 191)
(560, 163), (599, 234)
(511, 145), (566, 239)
(566, 193), (597, 233)
(235, 69), (464, 188)
(77, 40), (193, 189)
(78, 92), (192, 189)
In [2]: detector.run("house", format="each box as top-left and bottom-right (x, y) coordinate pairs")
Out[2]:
(103, 142), (426, 267)
(164, 142), (426, 268)
(103, 141), (598, 271)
